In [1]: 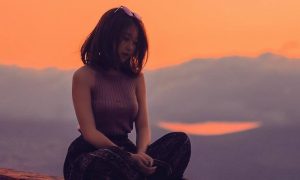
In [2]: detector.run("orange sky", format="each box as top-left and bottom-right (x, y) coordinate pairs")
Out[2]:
(1, 0), (300, 70)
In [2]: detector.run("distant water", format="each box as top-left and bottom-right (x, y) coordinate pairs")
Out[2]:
(158, 121), (261, 136)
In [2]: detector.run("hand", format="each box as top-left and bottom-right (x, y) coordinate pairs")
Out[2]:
(130, 152), (156, 175)
(137, 152), (154, 167)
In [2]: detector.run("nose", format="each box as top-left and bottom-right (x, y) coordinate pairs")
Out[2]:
(126, 41), (135, 53)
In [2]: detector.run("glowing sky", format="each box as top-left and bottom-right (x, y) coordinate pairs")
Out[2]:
(0, 0), (300, 70)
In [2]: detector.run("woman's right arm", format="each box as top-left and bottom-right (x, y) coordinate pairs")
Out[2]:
(72, 66), (117, 148)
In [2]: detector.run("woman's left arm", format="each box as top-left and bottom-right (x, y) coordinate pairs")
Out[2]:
(135, 72), (151, 153)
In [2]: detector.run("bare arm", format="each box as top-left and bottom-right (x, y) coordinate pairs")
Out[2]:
(72, 66), (117, 148)
(135, 73), (151, 153)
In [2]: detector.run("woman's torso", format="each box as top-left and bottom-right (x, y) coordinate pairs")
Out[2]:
(87, 65), (139, 136)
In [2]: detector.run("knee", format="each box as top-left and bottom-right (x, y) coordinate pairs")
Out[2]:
(164, 132), (191, 166)
(166, 131), (191, 146)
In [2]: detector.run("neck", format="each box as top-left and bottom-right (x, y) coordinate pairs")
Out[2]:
(106, 67), (122, 75)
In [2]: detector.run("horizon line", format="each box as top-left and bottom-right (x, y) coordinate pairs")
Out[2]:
(1, 51), (299, 71)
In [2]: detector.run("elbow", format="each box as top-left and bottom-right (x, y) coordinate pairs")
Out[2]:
(81, 131), (91, 142)
(81, 128), (96, 144)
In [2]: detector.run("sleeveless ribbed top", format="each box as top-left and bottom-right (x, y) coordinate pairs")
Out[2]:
(91, 69), (139, 136)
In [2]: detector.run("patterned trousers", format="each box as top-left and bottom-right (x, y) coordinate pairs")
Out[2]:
(63, 132), (191, 180)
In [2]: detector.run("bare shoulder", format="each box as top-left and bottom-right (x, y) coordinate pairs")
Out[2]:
(135, 72), (146, 90)
(73, 65), (96, 86)
(136, 71), (145, 81)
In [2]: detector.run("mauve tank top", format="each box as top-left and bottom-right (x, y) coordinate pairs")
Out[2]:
(91, 68), (139, 136)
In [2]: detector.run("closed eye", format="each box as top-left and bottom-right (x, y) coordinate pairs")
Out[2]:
(122, 36), (130, 42)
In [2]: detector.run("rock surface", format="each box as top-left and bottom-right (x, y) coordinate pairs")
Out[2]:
(0, 168), (63, 180)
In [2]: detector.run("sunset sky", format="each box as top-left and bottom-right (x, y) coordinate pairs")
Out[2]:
(1, 0), (300, 70)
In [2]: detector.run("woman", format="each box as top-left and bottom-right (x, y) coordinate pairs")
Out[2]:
(63, 6), (191, 180)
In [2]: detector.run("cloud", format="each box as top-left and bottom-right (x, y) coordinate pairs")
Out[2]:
(146, 52), (300, 126)
(1, 52), (300, 126)
(0, 65), (74, 121)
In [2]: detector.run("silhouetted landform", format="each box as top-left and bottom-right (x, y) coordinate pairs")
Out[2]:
(1, 53), (300, 179)
(0, 168), (63, 180)
(1, 52), (300, 125)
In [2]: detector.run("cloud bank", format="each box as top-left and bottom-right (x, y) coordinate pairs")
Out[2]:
(146, 53), (300, 125)
(1, 53), (300, 126)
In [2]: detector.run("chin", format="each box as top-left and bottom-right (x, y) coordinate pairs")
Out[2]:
(122, 58), (130, 63)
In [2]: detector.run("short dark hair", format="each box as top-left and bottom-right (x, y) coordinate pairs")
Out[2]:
(80, 7), (148, 77)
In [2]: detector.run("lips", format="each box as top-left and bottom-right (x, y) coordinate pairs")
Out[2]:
(122, 52), (130, 57)
(118, 53), (129, 63)
(121, 53), (131, 60)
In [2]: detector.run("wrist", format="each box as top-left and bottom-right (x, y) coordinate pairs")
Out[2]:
(137, 146), (149, 154)
(137, 150), (145, 154)
(129, 152), (136, 158)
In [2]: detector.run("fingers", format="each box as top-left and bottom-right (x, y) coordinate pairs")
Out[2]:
(138, 152), (154, 167)
(144, 154), (154, 167)
(143, 166), (156, 175)
(137, 161), (156, 175)
(139, 154), (151, 167)
(131, 153), (156, 175)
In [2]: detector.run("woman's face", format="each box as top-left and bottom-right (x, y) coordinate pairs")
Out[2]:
(117, 25), (138, 63)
